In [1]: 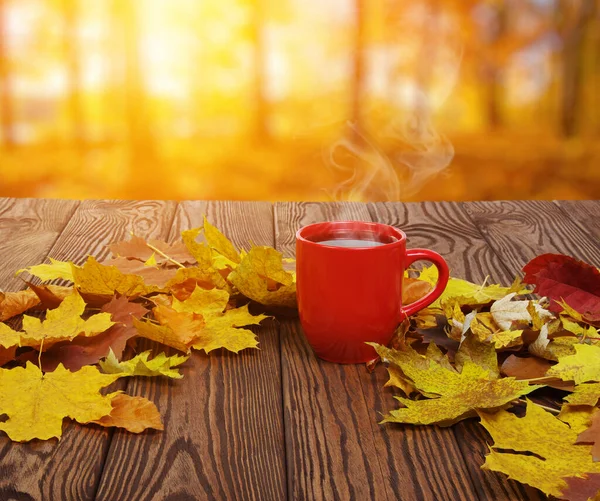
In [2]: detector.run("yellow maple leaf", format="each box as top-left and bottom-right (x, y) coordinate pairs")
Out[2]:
(100, 348), (189, 379)
(166, 265), (231, 295)
(0, 290), (114, 350)
(0, 322), (20, 349)
(455, 334), (500, 379)
(384, 365), (416, 396)
(0, 362), (120, 442)
(371, 343), (538, 426)
(418, 266), (527, 309)
(133, 305), (205, 352)
(17, 257), (74, 282)
(203, 216), (241, 265)
(92, 394), (163, 433)
(479, 401), (600, 498)
(171, 286), (230, 316)
(172, 286), (267, 353)
(229, 246), (296, 308)
(181, 227), (214, 269)
(547, 344), (600, 384)
(565, 383), (600, 406)
(73, 256), (164, 297)
(470, 312), (524, 349)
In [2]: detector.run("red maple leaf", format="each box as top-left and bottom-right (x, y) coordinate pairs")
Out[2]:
(522, 253), (600, 324)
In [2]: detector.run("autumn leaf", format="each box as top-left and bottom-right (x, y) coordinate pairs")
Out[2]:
(523, 253), (600, 324)
(479, 401), (600, 498)
(469, 312), (524, 349)
(0, 346), (16, 367)
(73, 256), (163, 297)
(0, 289), (43, 321)
(100, 348), (189, 379)
(0, 290), (115, 350)
(560, 474), (600, 501)
(501, 354), (551, 379)
(0, 362), (120, 441)
(92, 394), (163, 433)
(172, 286), (267, 353)
(105, 257), (178, 288)
(26, 282), (72, 310)
(134, 305), (205, 352)
(455, 333), (500, 379)
(109, 235), (194, 265)
(547, 344), (600, 384)
(370, 343), (538, 426)
(491, 293), (554, 331)
(17, 257), (74, 282)
(166, 262), (230, 295)
(562, 316), (600, 338)
(384, 365), (416, 396)
(576, 411), (600, 462)
(171, 286), (230, 316)
(203, 216), (241, 266)
(181, 227), (214, 269)
(418, 265), (527, 309)
(229, 246), (296, 308)
(402, 277), (433, 305)
(566, 383), (600, 407)
(32, 295), (148, 372)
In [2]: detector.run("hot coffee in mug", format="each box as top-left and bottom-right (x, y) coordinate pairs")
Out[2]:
(296, 221), (449, 364)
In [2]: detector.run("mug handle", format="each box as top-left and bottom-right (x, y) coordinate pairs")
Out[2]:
(401, 249), (450, 318)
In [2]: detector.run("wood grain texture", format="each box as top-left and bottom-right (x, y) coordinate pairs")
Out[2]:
(96, 201), (287, 501)
(369, 201), (541, 501)
(274, 202), (480, 501)
(0, 199), (178, 501)
(464, 200), (600, 268)
(461, 199), (600, 501)
(275, 202), (388, 501)
(0, 198), (79, 290)
(555, 200), (600, 242)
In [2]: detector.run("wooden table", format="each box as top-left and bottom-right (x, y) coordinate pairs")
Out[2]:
(0, 198), (599, 501)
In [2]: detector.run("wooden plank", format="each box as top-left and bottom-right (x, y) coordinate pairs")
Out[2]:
(463, 200), (600, 269)
(0, 197), (79, 290)
(96, 201), (287, 501)
(0, 199), (178, 501)
(274, 201), (479, 501)
(461, 199), (600, 499)
(368, 201), (540, 501)
(555, 200), (600, 241)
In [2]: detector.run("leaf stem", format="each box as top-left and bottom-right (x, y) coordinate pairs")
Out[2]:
(514, 398), (560, 415)
(38, 337), (45, 372)
(520, 376), (556, 383)
(145, 243), (185, 269)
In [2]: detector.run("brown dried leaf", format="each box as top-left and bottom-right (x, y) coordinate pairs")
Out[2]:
(92, 394), (163, 433)
(109, 235), (194, 265)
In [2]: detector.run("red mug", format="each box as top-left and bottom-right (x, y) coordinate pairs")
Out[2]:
(296, 221), (450, 364)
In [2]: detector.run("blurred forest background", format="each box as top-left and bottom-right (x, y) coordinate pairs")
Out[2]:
(0, 0), (598, 202)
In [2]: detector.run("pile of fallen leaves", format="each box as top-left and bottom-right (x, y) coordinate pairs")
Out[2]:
(2, 218), (600, 501)
(0, 217), (295, 442)
(373, 253), (600, 501)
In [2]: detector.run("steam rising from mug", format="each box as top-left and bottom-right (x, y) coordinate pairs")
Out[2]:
(326, 14), (463, 202)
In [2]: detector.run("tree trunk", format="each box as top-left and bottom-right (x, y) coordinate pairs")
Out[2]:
(251, 0), (269, 142)
(560, 0), (595, 137)
(0, 0), (14, 148)
(64, 0), (84, 150)
(486, 3), (507, 130)
(351, 0), (365, 136)
(121, 0), (153, 158)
